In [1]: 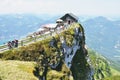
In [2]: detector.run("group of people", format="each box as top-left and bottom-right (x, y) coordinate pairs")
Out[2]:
(7, 39), (18, 49)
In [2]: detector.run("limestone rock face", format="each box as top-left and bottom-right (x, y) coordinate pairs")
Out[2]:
(46, 23), (93, 80)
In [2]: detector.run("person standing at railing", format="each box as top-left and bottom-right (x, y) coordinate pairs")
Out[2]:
(14, 39), (18, 47)
(11, 40), (15, 48)
(7, 41), (12, 49)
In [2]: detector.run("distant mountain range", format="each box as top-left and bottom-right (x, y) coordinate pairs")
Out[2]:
(81, 16), (120, 66)
(0, 14), (120, 66)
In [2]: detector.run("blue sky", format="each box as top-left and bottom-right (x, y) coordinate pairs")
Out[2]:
(0, 0), (119, 16)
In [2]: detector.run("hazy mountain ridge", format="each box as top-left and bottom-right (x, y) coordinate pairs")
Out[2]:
(0, 14), (53, 44)
(82, 16), (120, 61)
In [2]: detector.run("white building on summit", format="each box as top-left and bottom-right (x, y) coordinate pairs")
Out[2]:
(36, 13), (78, 36)
(60, 13), (78, 24)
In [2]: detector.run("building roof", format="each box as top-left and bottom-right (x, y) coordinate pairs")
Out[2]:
(42, 23), (57, 29)
(56, 19), (63, 22)
(60, 13), (79, 21)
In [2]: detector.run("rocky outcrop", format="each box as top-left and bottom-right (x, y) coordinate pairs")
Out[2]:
(45, 23), (94, 80)
(0, 23), (94, 80)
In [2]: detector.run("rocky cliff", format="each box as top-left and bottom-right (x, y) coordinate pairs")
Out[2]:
(0, 22), (112, 80)
(30, 23), (93, 80)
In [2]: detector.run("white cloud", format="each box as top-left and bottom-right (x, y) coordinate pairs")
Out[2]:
(0, 0), (119, 16)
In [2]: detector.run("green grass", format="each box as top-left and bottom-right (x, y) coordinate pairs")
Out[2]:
(0, 60), (73, 80)
(47, 70), (64, 80)
(110, 67), (120, 76)
(88, 49), (120, 80)
(0, 60), (38, 80)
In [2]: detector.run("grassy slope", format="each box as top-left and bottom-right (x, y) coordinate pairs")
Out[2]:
(0, 60), (38, 80)
(104, 67), (120, 80)
(111, 67), (120, 76)
(0, 60), (73, 80)
(0, 49), (120, 80)
(88, 49), (120, 80)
